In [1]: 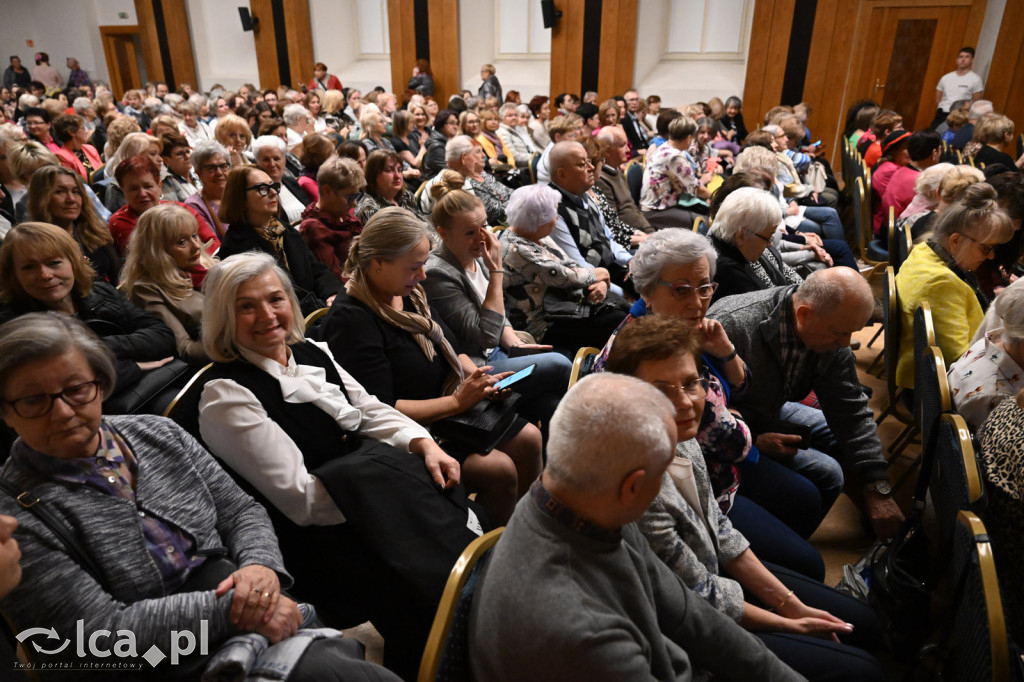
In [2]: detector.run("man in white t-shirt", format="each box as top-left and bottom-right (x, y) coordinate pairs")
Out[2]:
(929, 46), (984, 130)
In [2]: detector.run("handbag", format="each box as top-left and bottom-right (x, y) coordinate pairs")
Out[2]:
(542, 287), (596, 321)
(431, 393), (521, 454)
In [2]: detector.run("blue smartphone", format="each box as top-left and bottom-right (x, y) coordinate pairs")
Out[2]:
(494, 364), (536, 391)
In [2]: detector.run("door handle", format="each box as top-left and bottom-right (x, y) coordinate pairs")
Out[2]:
(875, 79), (885, 90)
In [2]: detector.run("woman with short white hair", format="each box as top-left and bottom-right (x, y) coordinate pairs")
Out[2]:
(708, 186), (802, 304)
(252, 134), (310, 225)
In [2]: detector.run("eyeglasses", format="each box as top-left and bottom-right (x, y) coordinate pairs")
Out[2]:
(752, 231), (773, 244)
(341, 191), (361, 202)
(959, 233), (997, 257)
(657, 280), (718, 300)
(3, 380), (100, 419)
(247, 182), (281, 196)
(169, 150), (191, 159)
(201, 162), (230, 173)
(653, 378), (709, 402)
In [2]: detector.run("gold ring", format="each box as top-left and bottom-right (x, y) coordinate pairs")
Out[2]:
(263, 592), (271, 599)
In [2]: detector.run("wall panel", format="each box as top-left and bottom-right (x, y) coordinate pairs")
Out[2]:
(597, 0), (640, 100)
(986, 0), (1024, 129)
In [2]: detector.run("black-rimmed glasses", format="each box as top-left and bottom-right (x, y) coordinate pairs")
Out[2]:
(246, 182), (281, 197)
(3, 380), (100, 419)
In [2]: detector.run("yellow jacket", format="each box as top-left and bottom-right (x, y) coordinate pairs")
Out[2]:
(894, 243), (983, 388)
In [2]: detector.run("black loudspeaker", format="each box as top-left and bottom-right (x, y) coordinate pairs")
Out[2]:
(238, 7), (258, 32)
(541, 0), (562, 29)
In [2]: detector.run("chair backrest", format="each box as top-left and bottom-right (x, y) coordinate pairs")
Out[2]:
(951, 510), (1010, 682)
(303, 306), (330, 341)
(932, 413), (985, 573)
(625, 158), (644, 205)
(881, 267), (901, 405)
(161, 363), (214, 421)
(568, 346), (600, 389)
(915, 344), (952, 460)
(914, 301), (936, 348)
(853, 177), (866, 256)
(692, 215), (707, 233)
(527, 152), (540, 185)
(893, 220), (912, 273)
(418, 527), (504, 682)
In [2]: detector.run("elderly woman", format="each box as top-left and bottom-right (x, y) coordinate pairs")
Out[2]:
(359, 108), (394, 156)
(499, 184), (626, 352)
(195, 252), (488, 678)
(948, 279), (1024, 430)
(895, 162), (954, 232)
(107, 156), (219, 256)
(909, 164), (986, 242)
(251, 134), (310, 226)
(119, 204), (214, 365)
(27, 165), (120, 284)
(184, 140), (232, 240)
(323, 207), (543, 525)
(214, 113), (253, 168)
(178, 99), (212, 146)
(355, 150), (422, 224)
(708, 187), (804, 304)
(973, 114), (1024, 170)
(102, 131), (162, 212)
(51, 114), (101, 180)
(641, 116), (710, 229)
(216, 165), (343, 316)
(158, 131), (199, 203)
(296, 133), (336, 203)
(423, 109), (459, 179)
(0, 223), (176, 413)
(300, 157), (365, 280)
(0, 313), (394, 681)
(595, 227), (828, 573)
(441, 135), (511, 226)
(422, 170), (572, 434)
(605, 316), (885, 682)
(895, 183), (1014, 389)
(477, 109), (509, 168)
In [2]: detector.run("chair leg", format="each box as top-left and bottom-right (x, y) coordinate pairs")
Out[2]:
(867, 349), (884, 374)
(867, 325), (883, 348)
(888, 423), (918, 457)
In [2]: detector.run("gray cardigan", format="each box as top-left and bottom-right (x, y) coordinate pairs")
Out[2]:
(707, 286), (889, 486)
(0, 415), (288, 675)
(423, 242), (509, 365)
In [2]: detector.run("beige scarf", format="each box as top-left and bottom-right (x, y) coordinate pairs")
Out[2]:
(346, 273), (465, 395)
(254, 219), (289, 270)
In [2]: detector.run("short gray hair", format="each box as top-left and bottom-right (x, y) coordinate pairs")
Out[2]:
(0, 313), (116, 400)
(733, 146), (777, 177)
(794, 267), (873, 314)
(445, 135), (475, 163)
(546, 373), (675, 495)
(498, 103), (517, 118)
(995, 279), (1024, 343)
(968, 99), (993, 119)
(72, 97), (92, 114)
(505, 184), (561, 233)
(913, 162), (954, 200)
(191, 139), (231, 172)
(282, 104), (310, 126)
(707, 187), (781, 243)
(630, 229), (717, 297)
(251, 134), (287, 159)
(201, 253), (305, 363)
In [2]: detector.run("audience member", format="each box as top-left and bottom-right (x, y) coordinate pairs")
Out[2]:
(880, 130), (942, 243)
(709, 268), (905, 540)
(469, 372), (801, 681)
(595, 125), (652, 233)
(159, 132), (200, 203)
(51, 114), (101, 180)
(299, 156), (365, 281)
(422, 108), (459, 179)
(184, 139), (232, 239)
(641, 116), (709, 228)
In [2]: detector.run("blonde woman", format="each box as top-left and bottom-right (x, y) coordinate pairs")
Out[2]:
(214, 113), (253, 167)
(120, 203), (216, 365)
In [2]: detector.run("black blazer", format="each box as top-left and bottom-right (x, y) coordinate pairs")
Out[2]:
(217, 222), (344, 314)
(711, 236), (794, 305)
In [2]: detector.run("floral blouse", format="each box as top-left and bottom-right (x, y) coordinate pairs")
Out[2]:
(640, 141), (699, 211)
(589, 187), (639, 250)
(948, 330), (1024, 431)
(499, 230), (597, 342)
(467, 173), (511, 226)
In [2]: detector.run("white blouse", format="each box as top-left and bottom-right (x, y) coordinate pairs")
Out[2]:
(198, 340), (432, 527)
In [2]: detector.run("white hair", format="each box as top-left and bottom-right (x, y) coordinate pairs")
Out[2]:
(630, 229), (718, 297)
(707, 187), (782, 243)
(251, 134), (287, 158)
(72, 97), (92, 114)
(505, 184), (561, 233)
(968, 99), (993, 119)
(995, 279), (1024, 343)
(546, 373), (675, 495)
(18, 94), (39, 109)
(445, 135), (475, 163)
(914, 162), (954, 200)
(282, 104), (310, 126)
(191, 139), (231, 172)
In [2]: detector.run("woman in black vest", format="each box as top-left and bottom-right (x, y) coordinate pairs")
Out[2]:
(193, 251), (486, 679)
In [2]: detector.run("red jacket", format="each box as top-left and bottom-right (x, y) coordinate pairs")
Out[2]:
(307, 74), (342, 92)
(298, 202), (361, 280)
(108, 201), (221, 256)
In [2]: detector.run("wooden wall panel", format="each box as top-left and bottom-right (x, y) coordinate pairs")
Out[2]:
(132, 0), (198, 90)
(427, 0), (460, 102)
(284, 0), (314, 91)
(743, 0), (796, 128)
(387, 0), (417, 100)
(250, 0), (281, 90)
(133, 0), (164, 83)
(803, 0), (860, 167)
(986, 0), (1024, 131)
(597, 0), (639, 101)
(549, 0), (587, 104)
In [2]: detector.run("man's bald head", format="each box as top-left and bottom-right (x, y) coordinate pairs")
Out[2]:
(549, 141), (594, 195)
(793, 268), (875, 352)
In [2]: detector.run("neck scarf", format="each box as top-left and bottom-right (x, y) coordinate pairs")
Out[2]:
(928, 239), (991, 311)
(345, 273), (465, 394)
(254, 219), (290, 269)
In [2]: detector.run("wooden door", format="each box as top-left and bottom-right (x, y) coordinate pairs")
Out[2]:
(100, 26), (143, 100)
(850, 2), (986, 132)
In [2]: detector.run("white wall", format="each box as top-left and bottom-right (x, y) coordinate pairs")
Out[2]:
(974, 0), (1004, 84)
(459, 0), (550, 100)
(186, 0), (259, 91)
(309, 0), (392, 93)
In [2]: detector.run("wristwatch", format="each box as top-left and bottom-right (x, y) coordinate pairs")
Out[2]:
(864, 480), (892, 496)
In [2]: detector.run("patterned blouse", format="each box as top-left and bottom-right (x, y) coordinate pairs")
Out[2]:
(640, 141), (699, 211)
(589, 186), (639, 250)
(948, 330), (1024, 431)
(499, 229), (597, 342)
(467, 173), (512, 226)
(355, 188), (422, 225)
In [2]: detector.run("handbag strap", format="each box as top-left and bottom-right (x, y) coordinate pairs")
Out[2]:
(0, 478), (110, 592)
